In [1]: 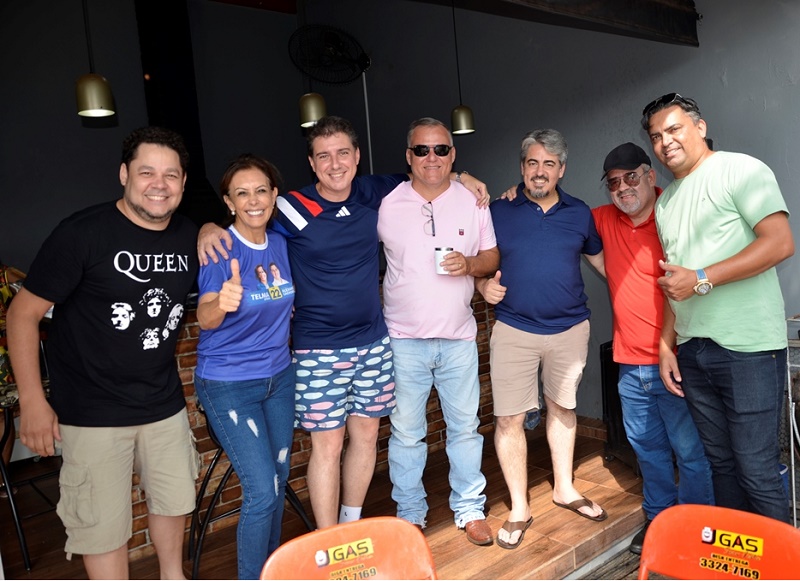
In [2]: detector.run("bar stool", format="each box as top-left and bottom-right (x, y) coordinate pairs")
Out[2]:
(0, 329), (55, 572)
(188, 412), (314, 580)
(0, 384), (31, 570)
(0, 381), (59, 572)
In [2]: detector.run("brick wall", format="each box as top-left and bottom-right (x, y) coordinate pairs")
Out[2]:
(125, 291), (498, 560)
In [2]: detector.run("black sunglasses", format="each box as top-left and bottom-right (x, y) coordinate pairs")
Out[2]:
(641, 93), (700, 118)
(408, 144), (452, 157)
(421, 202), (436, 236)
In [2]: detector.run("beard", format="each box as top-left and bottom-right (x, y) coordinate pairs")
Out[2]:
(127, 199), (175, 224)
(615, 188), (642, 215)
(524, 177), (552, 200)
(526, 187), (549, 199)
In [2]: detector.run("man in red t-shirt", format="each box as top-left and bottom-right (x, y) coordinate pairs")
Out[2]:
(591, 142), (713, 554)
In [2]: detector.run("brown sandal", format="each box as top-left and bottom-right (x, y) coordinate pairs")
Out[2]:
(496, 516), (533, 550)
(552, 497), (607, 522)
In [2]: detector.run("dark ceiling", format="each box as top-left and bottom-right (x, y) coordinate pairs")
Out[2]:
(210, 0), (701, 47)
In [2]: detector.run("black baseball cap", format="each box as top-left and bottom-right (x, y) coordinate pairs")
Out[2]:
(601, 142), (651, 180)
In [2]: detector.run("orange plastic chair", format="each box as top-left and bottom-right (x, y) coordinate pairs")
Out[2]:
(638, 504), (800, 579)
(260, 516), (437, 580)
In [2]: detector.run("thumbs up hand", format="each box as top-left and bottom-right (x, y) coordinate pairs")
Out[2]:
(477, 270), (507, 305)
(218, 258), (243, 312)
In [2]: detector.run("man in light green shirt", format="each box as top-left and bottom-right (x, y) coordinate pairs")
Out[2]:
(644, 93), (794, 523)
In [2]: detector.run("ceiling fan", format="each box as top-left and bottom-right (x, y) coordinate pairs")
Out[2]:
(288, 24), (376, 173)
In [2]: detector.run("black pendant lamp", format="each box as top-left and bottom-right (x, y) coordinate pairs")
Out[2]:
(75, 0), (115, 117)
(450, 1), (474, 134)
(299, 92), (326, 128)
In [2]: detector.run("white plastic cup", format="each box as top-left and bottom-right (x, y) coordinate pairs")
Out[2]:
(435, 247), (453, 275)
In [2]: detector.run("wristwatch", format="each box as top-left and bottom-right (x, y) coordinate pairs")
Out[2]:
(693, 269), (713, 296)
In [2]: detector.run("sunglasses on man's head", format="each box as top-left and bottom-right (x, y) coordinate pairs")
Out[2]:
(408, 144), (452, 157)
(641, 93), (700, 118)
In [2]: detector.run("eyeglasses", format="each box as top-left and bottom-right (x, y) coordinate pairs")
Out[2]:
(641, 93), (700, 119)
(421, 202), (436, 236)
(606, 170), (647, 192)
(408, 144), (452, 157)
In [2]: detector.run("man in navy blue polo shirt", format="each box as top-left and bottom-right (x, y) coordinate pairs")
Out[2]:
(477, 129), (605, 549)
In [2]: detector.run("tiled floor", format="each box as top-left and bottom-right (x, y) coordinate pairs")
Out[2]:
(408, 422), (646, 579)
(0, 418), (646, 580)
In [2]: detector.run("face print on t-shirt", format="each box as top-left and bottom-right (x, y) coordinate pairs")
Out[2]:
(252, 262), (294, 301)
(140, 327), (160, 350)
(141, 288), (169, 318)
(108, 288), (185, 351)
(110, 302), (135, 330)
(162, 303), (184, 339)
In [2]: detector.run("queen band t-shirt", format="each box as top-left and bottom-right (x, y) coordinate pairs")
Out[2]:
(23, 201), (198, 427)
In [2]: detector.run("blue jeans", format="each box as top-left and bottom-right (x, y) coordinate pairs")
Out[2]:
(618, 364), (713, 520)
(677, 339), (790, 523)
(388, 338), (487, 527)
(194, 365), (295, 580)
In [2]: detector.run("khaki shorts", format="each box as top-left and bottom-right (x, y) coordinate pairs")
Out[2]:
(490, 319), (590, 416)
(57, 409), (199, 555)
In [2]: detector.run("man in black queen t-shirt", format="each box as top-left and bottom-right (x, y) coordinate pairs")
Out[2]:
(7, 127), (199, 579)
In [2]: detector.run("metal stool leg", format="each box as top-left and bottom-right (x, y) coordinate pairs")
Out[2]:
(190, 458), (314, 576)
(284, 483), (315, 531)
(192, 462), (238, 580)
(190, 409), (315, 578)
(188, 444), (225, 562)
(1, 407), (31, 571)
(191, 413), (241, 579)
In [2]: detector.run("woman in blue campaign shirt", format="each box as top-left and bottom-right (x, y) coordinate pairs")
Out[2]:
(195, 154), (294, 580)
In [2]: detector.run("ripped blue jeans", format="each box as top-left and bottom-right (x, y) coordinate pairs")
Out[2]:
(195, 364), (295, 579)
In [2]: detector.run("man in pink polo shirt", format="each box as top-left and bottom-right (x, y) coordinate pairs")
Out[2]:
(377, 117), (499, 545)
